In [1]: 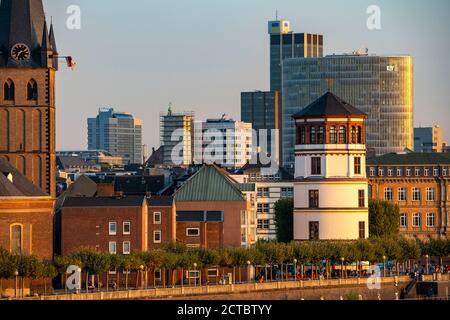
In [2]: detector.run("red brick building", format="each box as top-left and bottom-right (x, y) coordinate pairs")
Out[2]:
(0, 159), (54, 260)
(147, 196), (176, 249)
(174, 165), (251, 249)
(61, 196), (148, 256)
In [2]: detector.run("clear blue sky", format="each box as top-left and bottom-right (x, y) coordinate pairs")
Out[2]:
(44, 0), (450, 150)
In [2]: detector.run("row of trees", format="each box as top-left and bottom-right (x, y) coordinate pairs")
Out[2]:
(1, 237), (449, 295)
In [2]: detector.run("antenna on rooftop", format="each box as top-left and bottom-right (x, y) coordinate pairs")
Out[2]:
(276, 9), (278, 20)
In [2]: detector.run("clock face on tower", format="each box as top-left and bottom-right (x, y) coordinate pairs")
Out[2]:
(11, 43), (31, 61)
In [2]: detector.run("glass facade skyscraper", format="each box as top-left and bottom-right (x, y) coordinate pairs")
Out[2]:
(282, 54), (414, 169)
(241, 91), (281, 160)
(88, 108), (143, 165)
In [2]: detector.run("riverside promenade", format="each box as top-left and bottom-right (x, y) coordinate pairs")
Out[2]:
(5, 274), (448, 301)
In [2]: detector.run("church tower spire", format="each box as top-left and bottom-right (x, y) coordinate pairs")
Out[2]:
(0, 0), (58, 197)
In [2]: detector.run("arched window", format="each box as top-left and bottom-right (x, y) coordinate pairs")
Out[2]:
(310, 127), (317, 144)
(10, 224), (23, 254)
(357, 126), (362, 144)
(27, 79), (38, 101)
(351, 126), (357, 144)
(317, 126), (324, 144)
(330, 126), (337, 144)
(339, 126), (347, 144)
(4, 79), (15, 101)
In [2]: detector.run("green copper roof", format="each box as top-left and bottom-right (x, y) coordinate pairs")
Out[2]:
(174, 165), (246, 202)
(367, 152), (450, 166)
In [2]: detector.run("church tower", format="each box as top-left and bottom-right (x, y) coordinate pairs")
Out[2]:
(0, 0), (58, 197)
(292, 92), (369, 240)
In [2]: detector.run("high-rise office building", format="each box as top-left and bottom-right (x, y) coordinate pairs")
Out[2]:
(160, 107), (194, 166)
(241, 91), (281, 161)
(0, 0), (58, 197)
(269, 20), (324, 92)
(194, 118), (253, 169)
(414, 126), (446, 153)
(282, 54), (414, 169)
(88, 108), (143, 164)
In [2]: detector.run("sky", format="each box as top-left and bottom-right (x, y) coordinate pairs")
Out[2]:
(43, 0), (450, 151)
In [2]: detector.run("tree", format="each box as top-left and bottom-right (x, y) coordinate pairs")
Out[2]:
(274, 198), (294, 243)
(0, 248), (16, 295)
(369, 199), (400, 237)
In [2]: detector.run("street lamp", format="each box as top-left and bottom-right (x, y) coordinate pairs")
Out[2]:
(293, 259), (298, 281)
(340, 257), (345, 279)
(139, 265), (144, 289)
(193, 263), (198, 287)
(247, 261), (251, 283)
(14, 270), (19, 298)
(425, 255), (429, 275)
(382, 256), (387, 278)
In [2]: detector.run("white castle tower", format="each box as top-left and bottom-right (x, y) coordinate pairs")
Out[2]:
(293, 92), (369, 240)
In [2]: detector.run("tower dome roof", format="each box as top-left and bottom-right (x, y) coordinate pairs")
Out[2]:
(292, 92), (367, 119)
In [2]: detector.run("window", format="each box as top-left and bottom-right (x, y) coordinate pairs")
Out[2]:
(426, 213), (436, 227)
(406, 169), (411, 177)
(358, 190), (365, 208)
(109, 222), (117, 235)
(309, 190), (319, 208)
(330, 126), (337, 144)
(309, 222), (319, 240)
(123, 222), (131, 235)
(433, 168), (439, 177)
(317, 127), (324, 144)
(281, 187), (293, 198)
(123, 241), (131, 255)
(299, 126), (306, 144)
(354, 157), (361, 175)
(379, 169), (384, 177)
(398, 188), (407, 201)
(388, 169), (393, 177)
(153, 231), (162, 243)
(426, 188), (435, 201)
(370, 168), (375, 177)
(351, 126), (357, 144)
(257, 219), (270, 229)
(311, 157), (321, 175)
(443, 168), (448, 176)
(412, 188), (421, 201)
(3, 79), (15, 101)
(109, 241), (117, 254)
(207, 269), (218, 277)
(400, 214), (407, 228)
(424, 169), (429, 177)
(154, 212), (162, 224)
(339, 126), (347, 144)
(415, 168), (420, 176)
(10, 224), (22, 254)
(27, 79), (37, 100)
(384, 188), (393, 201)
(397, 169), (402, 176)
(359, 222), (366, 239)
(186, 228), (200, 237)
(257, 188), (269, 197)
(356, 126), (362, 143)
(310, 127), (317, 144)
(412, 213), (421, 227)
(257, 203), (270, 213)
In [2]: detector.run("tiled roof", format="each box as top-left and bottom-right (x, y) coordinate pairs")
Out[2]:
(62, 196), (145, 208)
(292, 92), (366, 119)
(147, 196), (173, 207)
(174, 165), (246, 202)
(57, 156), (93, 169)
(0, 159), (48, 196)
(367, 152), (450, 166)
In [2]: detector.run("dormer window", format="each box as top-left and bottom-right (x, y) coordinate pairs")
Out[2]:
(330, 126), (337, 144)
(339, 126), (347, 144)
(4, 79), (15, 101)
(27, 79), (38, 100)
(310, 127), (317, 144)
